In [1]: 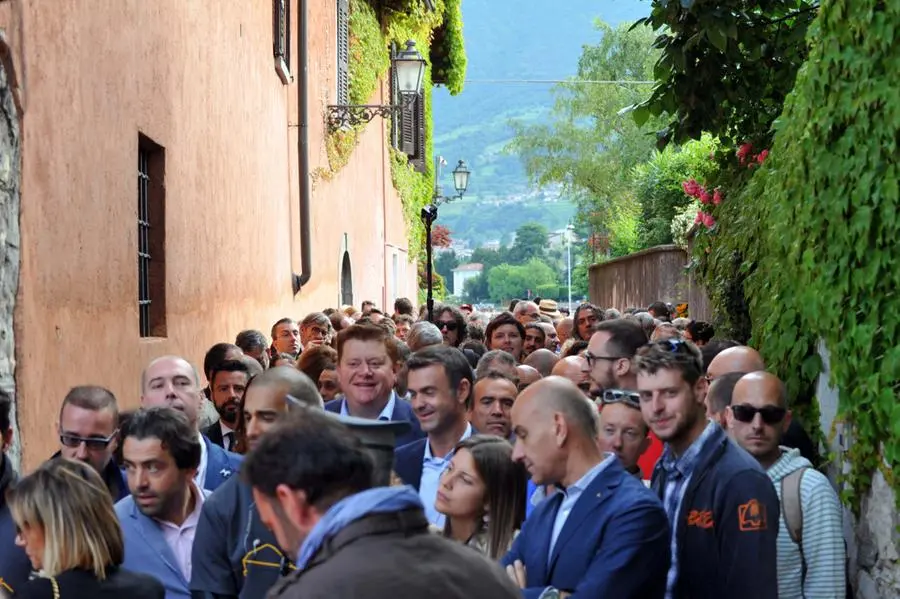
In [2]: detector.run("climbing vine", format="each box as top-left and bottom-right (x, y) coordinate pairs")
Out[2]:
(314, 0), (467, 253)
(684, 0), (900, 511)
(430, 0), (467, 95)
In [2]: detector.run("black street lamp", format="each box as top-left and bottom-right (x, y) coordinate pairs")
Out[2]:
(423, 158), (471, 322)
(327, 41), (426, 131)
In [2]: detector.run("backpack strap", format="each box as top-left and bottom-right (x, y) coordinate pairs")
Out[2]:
(781, 467), (809, 546)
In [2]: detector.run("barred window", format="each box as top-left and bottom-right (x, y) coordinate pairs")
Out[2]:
(137, 134), (167, 338)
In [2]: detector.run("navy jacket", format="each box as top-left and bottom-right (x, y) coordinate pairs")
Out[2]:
(501, 458), (670, 599)
(201, 435), (243, 492)
(651, 426), (779, 599)
(393, 438), (427, 490)
(324, 395), (423, 448)
(0, 454), (32, 595)
(190, 476), (291, 599)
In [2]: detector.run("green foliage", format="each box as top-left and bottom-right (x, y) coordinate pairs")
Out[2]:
(606, 198), (641, 257)
(508, 222), (549, 264)
(632, 136), (719, 248)
(633, 0), (818, 148)
(462, 273), (488, 303)
(434, 250), (460, 283)
(487, 259), (557, 303)
(430, 0), (467, 94)
(507, 20), (661, 244)
(739, 0), (899, 510)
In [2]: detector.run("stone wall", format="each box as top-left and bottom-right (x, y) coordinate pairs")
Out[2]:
(0, 31), (21, 470)
(816, 342), (900, 598)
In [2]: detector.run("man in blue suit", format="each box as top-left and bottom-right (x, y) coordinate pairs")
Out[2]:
(324, 325), (423, 447)
(117, 407), (208, 598)
(141, 355), (242, 491)
(502, 377), (670, 599)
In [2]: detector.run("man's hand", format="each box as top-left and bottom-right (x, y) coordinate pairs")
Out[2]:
(505, 560), (527, 588)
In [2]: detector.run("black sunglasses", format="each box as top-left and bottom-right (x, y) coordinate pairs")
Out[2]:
(436, 321), (458, 332)
(59, 431), (118, 451)
(601, 389), (641, 409)
(731, 404), (787, 425)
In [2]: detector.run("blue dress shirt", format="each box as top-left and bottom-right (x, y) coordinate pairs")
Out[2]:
(420, 423), (474, 526)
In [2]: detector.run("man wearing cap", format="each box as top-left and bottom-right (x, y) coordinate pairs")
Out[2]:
(190, 367), (324, 599)
(244, 409), (520, 599)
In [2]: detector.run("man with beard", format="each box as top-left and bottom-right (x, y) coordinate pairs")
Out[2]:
(116, 407), (206, 598)
(190, 367), (324, 599)
(244, 410), (519, 599)
(202, 360), (250, 452)
(635, 340), (778, 599)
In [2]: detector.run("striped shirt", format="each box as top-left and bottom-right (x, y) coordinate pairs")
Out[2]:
(768, 447), (846, 599)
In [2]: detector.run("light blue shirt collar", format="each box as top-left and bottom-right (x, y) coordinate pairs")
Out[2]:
(423, 422), (474, 461)
(339, 392), (396, 420)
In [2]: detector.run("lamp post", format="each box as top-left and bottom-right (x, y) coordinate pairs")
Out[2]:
(566, 224), (574, 312)
(423, 158), (470, 322)
(327, 41), (426, 130)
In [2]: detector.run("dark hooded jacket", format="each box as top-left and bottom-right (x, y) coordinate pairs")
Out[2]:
(0, 453), (33, 594)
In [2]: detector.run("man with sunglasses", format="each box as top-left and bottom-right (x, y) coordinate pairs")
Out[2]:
(726, 371), (846, 599)
(598, 390), (650, 484)
(55, 385), (127, 501)
(635, 339), (779, 599)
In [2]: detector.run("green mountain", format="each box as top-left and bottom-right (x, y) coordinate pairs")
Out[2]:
(432, 0), (650, 247)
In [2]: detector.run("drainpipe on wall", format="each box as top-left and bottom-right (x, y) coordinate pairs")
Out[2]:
(292, 0), (312, 295)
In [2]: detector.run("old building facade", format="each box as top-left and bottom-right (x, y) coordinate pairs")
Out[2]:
(0, 0), (419, 469)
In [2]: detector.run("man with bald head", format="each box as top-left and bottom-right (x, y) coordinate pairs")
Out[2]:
(551, 355), (591, 397)
(524, 348), (559, 378)
(190, 366), (324, 599)
(141, 355), (242, 491)
(556, 317), (574, 345)
(726, 372), (845, 599)
(705, 345), (819, 465)
(515, 364), (542, 392)
(502, 377), (670, 599)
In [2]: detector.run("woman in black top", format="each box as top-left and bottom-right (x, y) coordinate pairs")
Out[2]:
(7, 458), (164, 599)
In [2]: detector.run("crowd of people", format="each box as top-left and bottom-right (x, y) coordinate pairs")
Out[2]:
(0, 297), (849, 598)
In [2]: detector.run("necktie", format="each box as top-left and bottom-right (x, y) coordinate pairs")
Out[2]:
(224, 431), (235, 452)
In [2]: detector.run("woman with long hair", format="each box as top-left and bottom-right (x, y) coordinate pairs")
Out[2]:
(8, 458), (164, 598)
(434, 435), (527, 560)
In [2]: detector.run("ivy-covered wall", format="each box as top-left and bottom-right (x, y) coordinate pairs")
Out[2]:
(316, 0), (466, 260)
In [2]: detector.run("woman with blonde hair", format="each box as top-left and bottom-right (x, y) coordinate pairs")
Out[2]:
(434, 435), (527, 559)
(8, 458), (164, 598)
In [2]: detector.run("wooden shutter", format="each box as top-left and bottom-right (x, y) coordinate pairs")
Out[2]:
(400, 95), (416, 155)
(336, 0), (350, 106)
(410, 91), (426, 172)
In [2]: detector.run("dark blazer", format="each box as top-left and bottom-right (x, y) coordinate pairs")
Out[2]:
(650, 426), (779, 599)
(0, 454), (32, 596)
(202, 422), (225, 449)
(202, 435), (243, 492)
(12, 566), (164, 599)
(502, 458), (671, 599)
(393, 438), (427, 490)
(267, 509), (519, 599)
(323, 395), (424, 448)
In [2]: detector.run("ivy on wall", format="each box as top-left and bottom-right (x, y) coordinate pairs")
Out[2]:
(430, 0), (467, 95)
(314, 0), (466, 256)
(690, 0), (900, 510)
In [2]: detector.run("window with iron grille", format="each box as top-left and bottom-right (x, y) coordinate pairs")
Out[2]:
(336, 0), (350, 106)
(273, 0), (292, 84)
(137, 134), (167, 338)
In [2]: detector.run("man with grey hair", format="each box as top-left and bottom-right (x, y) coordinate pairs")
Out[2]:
(406, 321), (444, 352)
(300, 312), (332, 350)
(191, 367), (324, 599)
(141, 356), (242, 492)
(475, 349), (518, 381)
(513, 300), (540, 326)
(502, 377), (670, 597)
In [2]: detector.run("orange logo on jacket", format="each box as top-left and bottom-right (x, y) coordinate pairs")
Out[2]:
(738, 499), (768, 531)
(687, 509), (714, 529)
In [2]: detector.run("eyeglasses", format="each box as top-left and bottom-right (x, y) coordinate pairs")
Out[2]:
(436, 321), (458, 332)
(730, 404), (787, 425)
(59, 431), (118, 451)
(661, 338), (688, 352)
(601, 389), (641, 409)
(584, 351), (624, 368)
